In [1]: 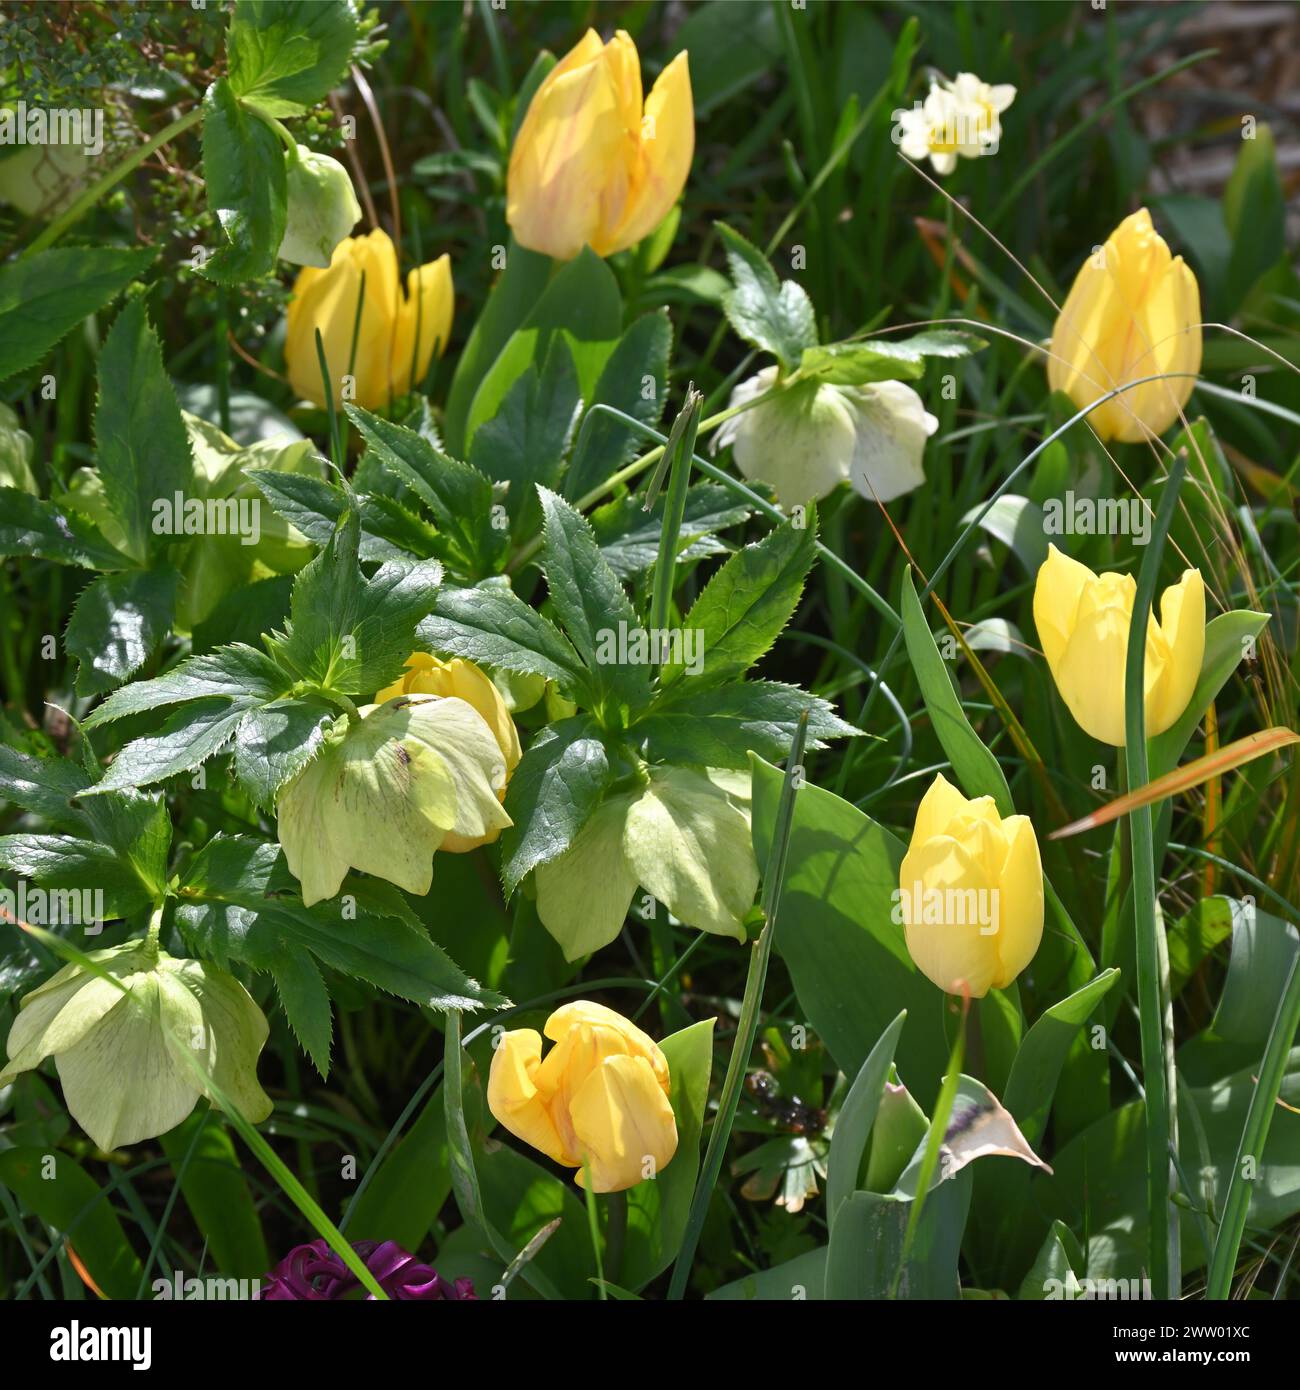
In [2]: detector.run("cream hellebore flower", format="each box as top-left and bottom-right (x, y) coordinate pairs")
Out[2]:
(1047, 209), (1202, 443)
(0, 941), (272, 1151)
(536, 767), (757, 960)
(488, 1000), (677, 1192)
(278, 145), (363, 269)
(1033, 544), (1205, 747)
(276, 691), (513, 907)
(374, 653), (522, 851)
(286, 229), (453, 411)
(899, 773), (1043, 999)
(896, 71), (1016, 174)
(507, 29), (693, 260)
(715, 368), (938, 506)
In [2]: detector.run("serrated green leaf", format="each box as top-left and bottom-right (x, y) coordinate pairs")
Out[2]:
(538, 486), (651, 713)
(591, 484), (748, 579)
(419, 581), (591, 702)
(0, 745), (91, 831)
(636, 679), (859, 767)
(716, 221), (817, 369)
(0, 245), (155, 384)
(200, 77), (287, 284)
(499, 716), (610, 895)
(665, 511), (816, 690)
(83, 642), (287, 728)
(64, 566), (178, 696)
(0, 833), (154, 920)
(799, 330), (985, 386)
(95, 297), (194, 562)
(226, 0), (359, 118)
(231, 697), (332, 808)
(0, 487), (132, 570)
(270, 949), (332, 1077)
(89, 699), (256, 794)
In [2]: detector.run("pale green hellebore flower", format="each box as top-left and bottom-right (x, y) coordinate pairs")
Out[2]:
(0, 940), (272, 1151)
(279, 145), (363, 269)
(715, 367), (938, 507)
(0, 402), (37, 495)
(276, 694), (513, 907)
(535, 766), (758, 960)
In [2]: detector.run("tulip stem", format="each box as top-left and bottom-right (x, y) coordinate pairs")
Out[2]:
(666, 713), (809, 1300)
(1124, 451), (1188, 1300)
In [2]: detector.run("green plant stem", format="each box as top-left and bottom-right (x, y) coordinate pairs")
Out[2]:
(666, 713), (809, 1299)
(25, 107), (204, 256)
(648, 388), (702, 638)
(1124, 451), (1188, 1300)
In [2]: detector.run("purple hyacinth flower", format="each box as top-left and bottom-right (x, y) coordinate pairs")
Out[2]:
(261, 1239), (477, 1301)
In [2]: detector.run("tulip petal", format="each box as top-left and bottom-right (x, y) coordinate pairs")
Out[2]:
(570, 1053), (678, 1192)
(1150, 568), (1205, 736)
(390, 255), (454, 399)
(544, 1000), (670, 1090)
(487, 1028), (568, 1166)
(1033, 543), (1096, 674)
(989, 814), (1044, 988)
(910, 771), (972, 848)
(900, 833), (1001, 998)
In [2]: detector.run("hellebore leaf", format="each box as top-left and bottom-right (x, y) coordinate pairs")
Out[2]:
(799, 330), (985, 386)
(226, 0), (360, 119)
(95, 297), (194, 564)
(716, 222), (817, 370)
(231, 697), (333, 808)
(499, 716), (611, 896)
(175, 835), (505, 1012)
(0, 487), (132, 570)
(538, 486), (652, 714)
(419, 581), (592, 703)
(267, 505), (443, 698)
(0, 833), (155, 921)
(635, 679), (860, 768)
(0, 244), (154, 383)
(664, 510), (816, 691)
(0, 744), (92, 832)
(64, 566), (178, 696)
(346, 406), (504, 577)
(591, 483), (748, 579)
(82, 643), (287, 728)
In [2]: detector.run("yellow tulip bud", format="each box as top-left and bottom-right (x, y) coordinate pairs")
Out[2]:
(507, 29), (694, 261)
(285, 229), (453, 411)
(1047, 209), (1201, 442)
(487, 1000), (677, 1193)
(899, 774), (1043, 998)
(374, 654), (521, 851)
(1033, 544), (1205, 747)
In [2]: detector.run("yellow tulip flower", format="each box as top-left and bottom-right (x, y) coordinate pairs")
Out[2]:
(488, 1001), (678, 1193)
(507, 29), (693, 261)
(375, 653), (520, 851)
(1033, 545), (1205, 747)
(899, 774), (1044, 998)
(286, 229), (453, 410)
(1047, 208), (1201, 442)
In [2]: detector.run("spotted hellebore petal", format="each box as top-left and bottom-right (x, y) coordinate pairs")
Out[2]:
(276, 694), (512, 907)
(487, 1000), (677, 1193)
(534, 766), (758, 961)
(1032, 544), (1205, 747)
(0, 942), (272, 1151)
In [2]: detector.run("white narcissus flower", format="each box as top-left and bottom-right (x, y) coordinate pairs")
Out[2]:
(535, 767), (758, 959)
(276, 694), (512, 906)
(714, 367), (938, 507)
(0, 941), (272, 1151)
(896, 71), (1016, 175)
(279, 145), (363, 269)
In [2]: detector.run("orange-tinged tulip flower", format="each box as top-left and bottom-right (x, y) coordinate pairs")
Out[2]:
(1047, 209), (1201, 443)
(374, 654), (520, 851)
(507, 29), (693, 260)
(899, 774), (1044, 999)
(1033, 545), (1205, 747)
(286, 229), (452, 410)
(487, 1000), (678, 1193)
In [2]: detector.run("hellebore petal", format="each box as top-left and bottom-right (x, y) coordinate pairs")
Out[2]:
(278, 146), (362, 269)
(535, 793), (641, 961)
(276, 695), (511, 906)
(1047, 209), (1201, 443)
(623, 766), (758, 942)
(845, 379), (938, 504)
